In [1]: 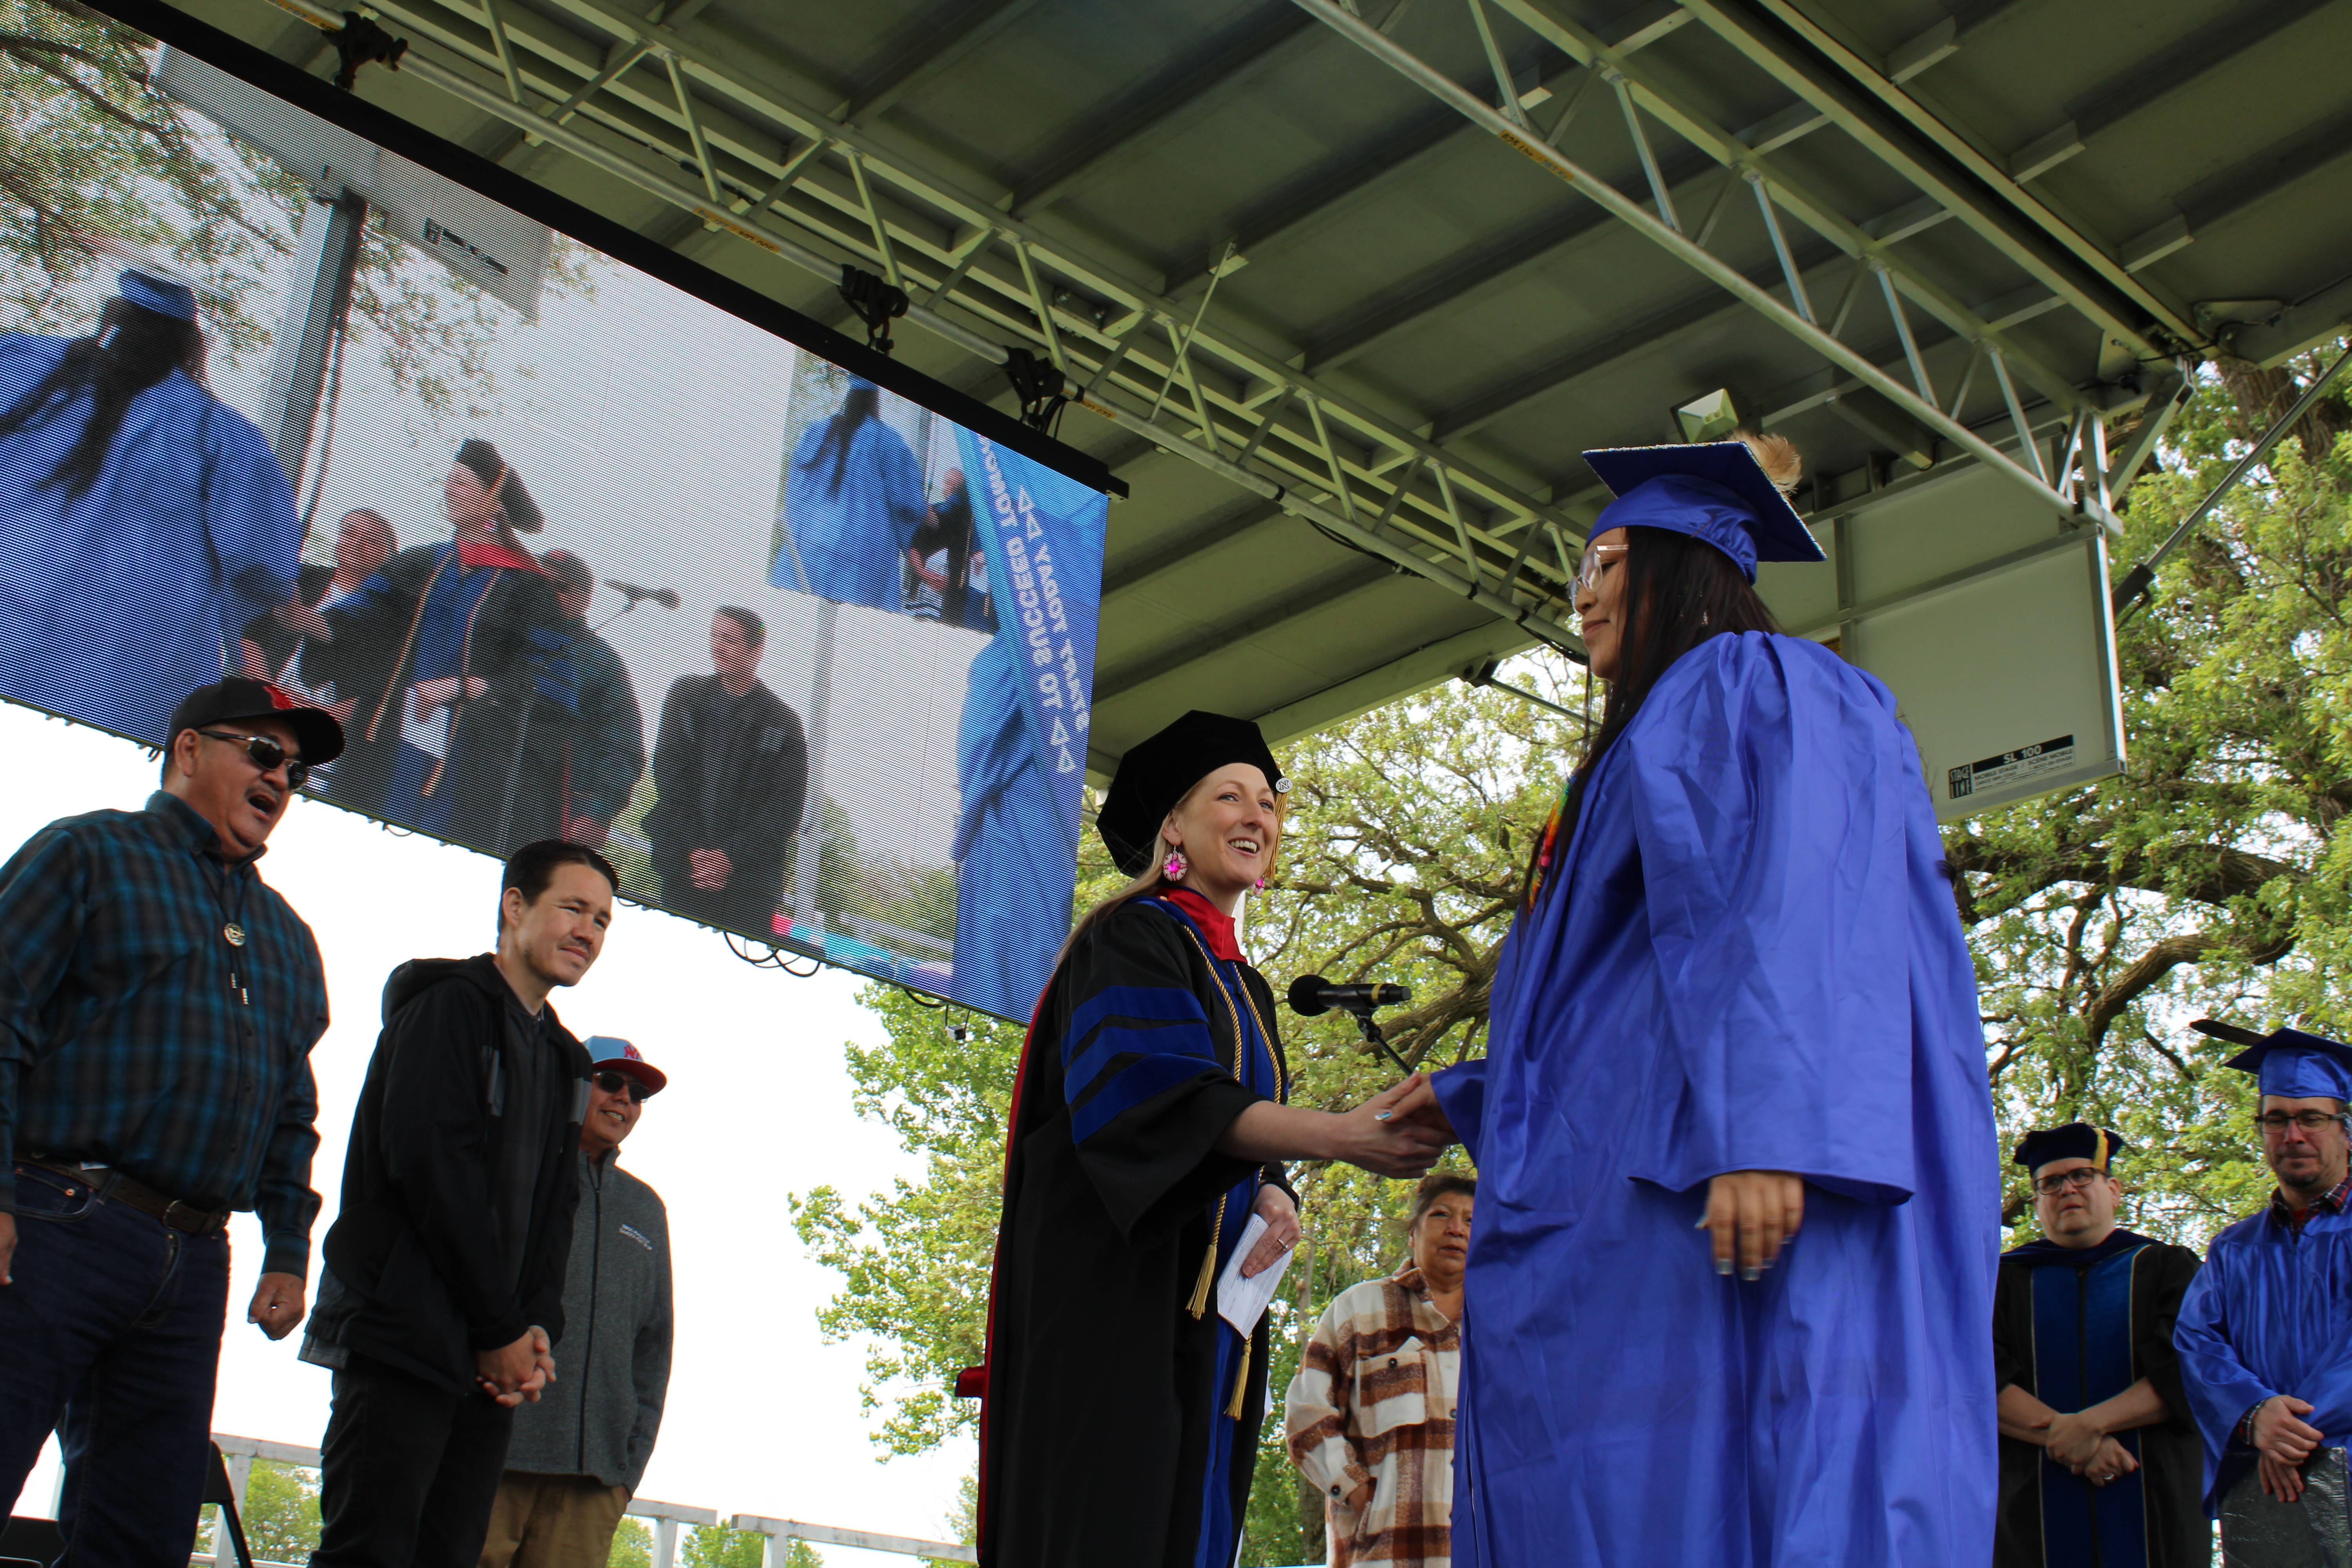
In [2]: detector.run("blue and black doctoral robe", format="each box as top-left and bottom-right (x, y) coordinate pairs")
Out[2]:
(967, 889), (1292, 1568)
(1993, 1228), (2205, 1568)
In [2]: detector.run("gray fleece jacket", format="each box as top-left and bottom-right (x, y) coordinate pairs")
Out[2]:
(502, 1149), (673, 1491)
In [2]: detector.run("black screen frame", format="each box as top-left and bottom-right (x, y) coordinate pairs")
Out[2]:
(85, 0), (1128, 499)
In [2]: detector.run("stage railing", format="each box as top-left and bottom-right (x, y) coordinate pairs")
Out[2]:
(198, 1432), (974, 1565)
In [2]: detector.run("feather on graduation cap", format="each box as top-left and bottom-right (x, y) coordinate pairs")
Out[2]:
(1580, 433), (1823, 583)
(2194, 1017), (2352, 1101)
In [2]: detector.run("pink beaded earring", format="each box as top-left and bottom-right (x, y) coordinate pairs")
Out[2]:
(1253, 877), (1266, 891)
(1162, 849), (1188, 880)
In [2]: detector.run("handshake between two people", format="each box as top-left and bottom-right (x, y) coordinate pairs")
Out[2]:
(1215, 1073), (1459, 1191)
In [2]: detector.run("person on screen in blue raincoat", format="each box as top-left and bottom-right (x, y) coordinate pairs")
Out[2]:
(771, 376), (929, 610)
(0, 270), (299, 744)
(1390, 433), (2000, 1568)
(2174, 1019), (2352, 1559)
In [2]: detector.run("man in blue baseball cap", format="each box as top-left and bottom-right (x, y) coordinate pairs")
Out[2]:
(476, 1037), (672, 1568)
(2176, 1018), (2352, 1560)
(0, 271), (301, 744)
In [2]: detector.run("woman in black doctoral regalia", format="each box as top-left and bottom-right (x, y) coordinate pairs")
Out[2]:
(963, 711), (1449, 1568)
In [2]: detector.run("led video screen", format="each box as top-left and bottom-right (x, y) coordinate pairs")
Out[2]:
(0, 29), (1109, 1020)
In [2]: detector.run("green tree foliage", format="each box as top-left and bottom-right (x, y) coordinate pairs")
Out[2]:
(790, 347), (2352, 1560)
(203, 1459), (322, 1565)
(1963, 345), (2352, 1243)
(607, 1516), (653, 1568)
(0, 0), (588, 414)
(679, 1523), (818, 1568)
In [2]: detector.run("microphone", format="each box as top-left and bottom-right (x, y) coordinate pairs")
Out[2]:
(1287, 975), (1412, 1017)
(605, 580), (681, 610)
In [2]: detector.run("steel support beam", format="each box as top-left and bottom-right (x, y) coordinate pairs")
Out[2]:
(1292, 0), (2097, 527)
(307, 0), (1590, 616)
(1489, 0), (2087, 411)
(1681, 0), (2199, 355)
(1161, 4), (1691, 300)
(1094, 562), (1397, 703)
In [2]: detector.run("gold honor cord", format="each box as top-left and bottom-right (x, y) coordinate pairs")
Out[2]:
(1168, 915), (1289, 1417)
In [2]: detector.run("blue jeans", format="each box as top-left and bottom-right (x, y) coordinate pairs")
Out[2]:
(0, 1162), (230, 1567)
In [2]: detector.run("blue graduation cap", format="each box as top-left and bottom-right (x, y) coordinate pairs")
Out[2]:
(2194, 1017), (2352, 1101)
(2012, 1123), (2127, 1173)
(116, 269), (198, 322)
(1581, 441), (1824, 583)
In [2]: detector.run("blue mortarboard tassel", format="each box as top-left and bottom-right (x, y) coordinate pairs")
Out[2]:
(1580, 440), (1825, 583)
(2195, 1017), (2352, 1101)
(2012, 1122), (2129, 1172)
(116, 269), (198, 323)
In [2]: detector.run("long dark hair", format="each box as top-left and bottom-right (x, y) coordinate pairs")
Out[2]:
(807, 383), (880, 495)
(1537, 524), (1782, 887)
(0, 299), (206, 501)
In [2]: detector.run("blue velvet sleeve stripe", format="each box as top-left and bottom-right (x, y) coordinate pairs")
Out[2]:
(1062, 984), (1208, 1067)
(1065, 1020), (1216, 1106)
(1071, 1053), (1230, 1144)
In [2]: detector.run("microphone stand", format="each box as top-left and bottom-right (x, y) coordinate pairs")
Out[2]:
(1339, 1000), (1414, 1076)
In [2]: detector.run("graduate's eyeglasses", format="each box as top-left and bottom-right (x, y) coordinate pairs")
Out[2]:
(2032, 1168), (2107, 1196)
(197, 731), (310, 790)
(592, 1070), (651, 1104)
(1575, 544), (1628, 591)
(2256, 1110), (2346, 1134)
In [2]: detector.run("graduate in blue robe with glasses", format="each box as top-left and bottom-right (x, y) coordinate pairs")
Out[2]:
(1993, 1123), (2205, 1568)
(2176, 1018), (2352, 1564)
(1394, 434), (2001, 1566)
(961, 712), (1448, 1568)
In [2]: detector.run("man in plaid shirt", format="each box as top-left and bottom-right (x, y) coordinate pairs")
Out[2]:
(1287, 1173), (1474, 1568)
(0, 677), (340, 1564)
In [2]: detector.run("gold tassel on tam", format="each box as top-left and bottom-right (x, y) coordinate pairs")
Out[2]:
(1188, 1195), (1227, 1319)
(1225, 1336), (1253, 1418)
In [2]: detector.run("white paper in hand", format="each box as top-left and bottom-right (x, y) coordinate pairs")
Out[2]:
(1216, 1214), (1294, 1336)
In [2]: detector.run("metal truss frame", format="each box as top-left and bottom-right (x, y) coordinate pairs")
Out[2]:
(1289, 0), (2125, 533)
(258, 0), (1593, 649)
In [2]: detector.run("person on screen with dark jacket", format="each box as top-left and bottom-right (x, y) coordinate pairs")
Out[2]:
(301, 839), (617, 1568)
(534, 552), (644, 851)
(478, 1037), (672, 1568)
(641, 606), (806, 936)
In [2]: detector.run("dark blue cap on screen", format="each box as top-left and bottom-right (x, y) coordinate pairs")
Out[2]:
(2012, 1123), (2127, 1173)
(2196, 1017), (2352, 1101)
(1582, 442), (1824, 582)
(117, 270), (198, 322)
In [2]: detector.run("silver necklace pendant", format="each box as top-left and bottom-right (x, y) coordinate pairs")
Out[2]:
(223, 923), (247, 947)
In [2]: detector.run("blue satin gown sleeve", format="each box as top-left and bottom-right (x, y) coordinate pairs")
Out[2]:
(1616, 635), (1918, 1205)
(2173, 1231), (2270, 1504)
(200, 401), (301, 625)
(1432, 1058), (1490, 1166)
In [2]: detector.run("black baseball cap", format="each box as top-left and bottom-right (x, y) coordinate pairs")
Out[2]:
(167, 678), (345, 766)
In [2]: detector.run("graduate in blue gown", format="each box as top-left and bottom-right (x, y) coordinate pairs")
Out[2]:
(0, 271), (299, 743)
(1401, 436), (2001, 1567)
(771, 377), (929, 611)
(2174, 1018), (2352, 1557)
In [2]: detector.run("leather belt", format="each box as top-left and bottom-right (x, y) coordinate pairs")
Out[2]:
(30, 1160), (229, 1237)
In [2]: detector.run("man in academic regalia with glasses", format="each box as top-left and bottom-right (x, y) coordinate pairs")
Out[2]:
(1992, 1123), (2205, 1568)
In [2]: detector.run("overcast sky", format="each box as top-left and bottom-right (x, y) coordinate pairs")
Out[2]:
(1, 703), (974, 1562)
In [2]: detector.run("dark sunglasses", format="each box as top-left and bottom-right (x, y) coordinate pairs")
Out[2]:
(198, 730), (310, 789)
(592, 1069), (651, 1104)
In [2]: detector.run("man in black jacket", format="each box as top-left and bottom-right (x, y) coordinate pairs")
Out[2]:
(641, 606), (807, 936)
(301, 839), (617, 1568)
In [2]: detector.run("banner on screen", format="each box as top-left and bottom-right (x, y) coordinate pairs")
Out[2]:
(0, 26), (1109, 1020)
